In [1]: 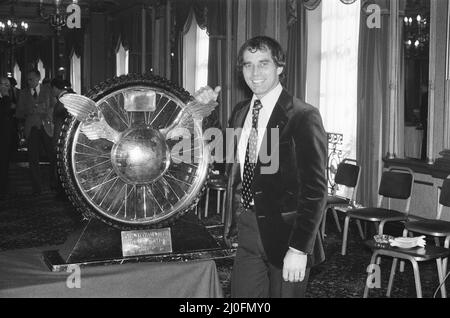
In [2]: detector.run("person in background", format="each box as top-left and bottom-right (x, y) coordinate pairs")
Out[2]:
(15, 69), (56, 195)
(7, 76), (19, 105)
(0, 77), (14, 198)
(7, 76), (20, 158)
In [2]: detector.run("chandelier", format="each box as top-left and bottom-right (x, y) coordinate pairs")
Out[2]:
(0, 7), (29, 46)
(39, 0), (74, 31)
(404, 14), (429, 51)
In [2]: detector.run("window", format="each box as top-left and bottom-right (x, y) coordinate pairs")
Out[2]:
(116, 42), (129, 77)
(195, 24), (209, 91)
(37, 59), (46, 82)
(402, 0), (431, 161)
(70, 51), (81, 94)
(182, 11), (209, 94)
(319, 0), (360, 161)
(13, 62), (21, 89)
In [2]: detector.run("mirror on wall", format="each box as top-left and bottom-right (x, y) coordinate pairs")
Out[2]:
(403, 0), (430, 161)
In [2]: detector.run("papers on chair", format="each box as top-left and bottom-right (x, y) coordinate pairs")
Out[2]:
(389, 236), (426, 249)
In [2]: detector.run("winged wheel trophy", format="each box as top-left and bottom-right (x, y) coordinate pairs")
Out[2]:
(57, 74), (217, 230)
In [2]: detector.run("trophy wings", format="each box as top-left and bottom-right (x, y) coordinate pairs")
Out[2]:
(60, 93), (218, 143)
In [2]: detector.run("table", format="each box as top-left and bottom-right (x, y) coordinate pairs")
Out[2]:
(0, 246), (223, 298)
(363, 240), (449, 298)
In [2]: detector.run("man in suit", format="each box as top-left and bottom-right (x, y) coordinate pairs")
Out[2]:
(195, 36), (327, 297)
(16, 69), (56, 195)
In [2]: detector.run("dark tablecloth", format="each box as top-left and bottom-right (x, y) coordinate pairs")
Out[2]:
(0, 247), (223, 298)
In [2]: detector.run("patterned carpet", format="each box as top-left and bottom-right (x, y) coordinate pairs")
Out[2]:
(1, 163), (449, 298)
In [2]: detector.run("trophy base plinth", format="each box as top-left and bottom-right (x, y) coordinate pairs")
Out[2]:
(42, 213), (233, 272)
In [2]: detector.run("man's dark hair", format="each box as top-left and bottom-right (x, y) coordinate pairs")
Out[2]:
(237, 36), (286, 71)
(28, 69), (41, 78)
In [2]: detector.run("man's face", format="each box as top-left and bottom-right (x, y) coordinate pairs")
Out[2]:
(242, 47), (283, 99)
(27, 73), (40, 89)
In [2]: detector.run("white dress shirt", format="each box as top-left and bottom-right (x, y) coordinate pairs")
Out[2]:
(238, 83), (283, 181)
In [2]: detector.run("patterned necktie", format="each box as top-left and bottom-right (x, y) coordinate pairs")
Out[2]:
(242, 99), (263, 209)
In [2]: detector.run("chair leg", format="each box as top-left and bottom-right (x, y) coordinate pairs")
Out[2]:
(411, 260), (422, 298)
(435, 237), (441, 247)
(436, 258), (447, 298)
(387, 258), (398, 297)
(332, 208), (342, 233)
(356, 220), (365, 239)
(378, 220), (386, 235)
(221, 191), (227, 224)
(375, 222), (386, 267)
(216, 191), (221, 215)
(373, 222), (379, 233)
(341, 216), (350, 256)
(364, 251), (380, 298)
(444, 236), (450, 275)
(203, 188), (210, 219)
(400, 229), (408, 273)
(321, 208), (328, 238)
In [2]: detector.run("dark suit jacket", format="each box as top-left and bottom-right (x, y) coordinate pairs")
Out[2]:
(224, 89), (327, 269)
(15, 84), (55, 138)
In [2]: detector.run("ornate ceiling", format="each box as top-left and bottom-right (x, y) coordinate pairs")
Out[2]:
(0, 0), (159, 37)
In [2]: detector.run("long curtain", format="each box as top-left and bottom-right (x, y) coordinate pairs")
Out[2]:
(207, 0), (227, 129)
(356, 0), (390, 206)
(111, 6), (147, 75)
(172, 0), (208, 86)
(319, 0), (360, 161)
(286, 0), (308, 100)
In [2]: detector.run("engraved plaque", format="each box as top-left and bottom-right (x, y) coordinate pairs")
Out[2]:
(121, 228), (172, 257)
(124, 89), (156, 112)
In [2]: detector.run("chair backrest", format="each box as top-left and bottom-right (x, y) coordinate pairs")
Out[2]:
(334, 158), (361, 200)
(378, 166), (414, 212)
(436, 175), (450, 219)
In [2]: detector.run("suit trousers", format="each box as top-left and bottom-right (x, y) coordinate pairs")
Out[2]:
(231, 205), (310, 298)
(27, 127), (56, 193)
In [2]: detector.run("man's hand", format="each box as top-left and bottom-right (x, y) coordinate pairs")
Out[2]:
(282, 249), (307, 283)
(193, 86), (221, 104)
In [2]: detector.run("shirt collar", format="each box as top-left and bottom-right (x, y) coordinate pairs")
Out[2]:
(250, 83), (283, 110)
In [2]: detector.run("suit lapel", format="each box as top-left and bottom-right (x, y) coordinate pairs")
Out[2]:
(255, 90), (290, 171)
(230, 101), (250, 185)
